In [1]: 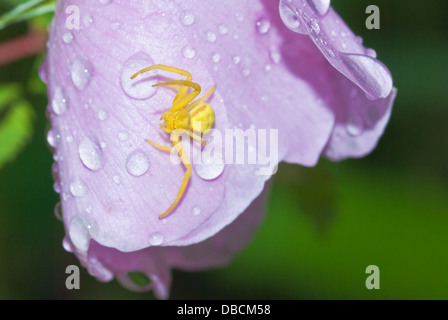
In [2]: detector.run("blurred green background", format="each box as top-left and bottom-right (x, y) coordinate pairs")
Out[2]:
(0, 0), (447, 299)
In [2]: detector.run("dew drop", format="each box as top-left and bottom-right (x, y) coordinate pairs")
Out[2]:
(78, 136), (104, 171)
(47, 128), (61, 148)
(205, 30), (217, 43)
(97, 110), (108, 121)
(99, 0), (112, 4)
(182, 45), (196, 59)
(149, 233), (164, 245)
(235, 12), (244, 21)
(193, 206), (201, 216)
(113, 174), (122, 185)
(180, 10), (195, 26)
(126, 150), (150, 177)
(255, 18), (271, 34)
(306, 0), (331, 16)
(366, 48), (377, 59)
(242, 68), (251, 77)
(194, 156), (225, 180)
(71, 59), (93, 90)
(82, 15), (93, 27)
(69, 216), (91, 252)
(269, 50), (282, 64)
(62, 31), (74, 44)
(341, 53), (393, 99)
(70, 178), (88, 197)
(62, 237), (73, 252)
(51, 87), (68, 115)
(53, 181), (61, 194)
(54, 202), (63, 220)
(346, 113), (364, 137)
(279, 0), (307, 34)
(218, 24), (228, 35)
(120, 52), (157, 100)
(212, 53), (221, 63)
(307, 20), (320, 36)
(118, 131), (129, 141)
(232, 55), (241, 64)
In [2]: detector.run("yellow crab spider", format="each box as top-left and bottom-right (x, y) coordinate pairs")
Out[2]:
(131, 64), (216, 218)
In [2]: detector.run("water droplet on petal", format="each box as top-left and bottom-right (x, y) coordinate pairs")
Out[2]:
(70, 178), (88, 197)
(113, 174), (121, 184)
(97, 110), (108, 121)
(120, 52), (157, 100)
(256, 18), (271, 34)
(71, 59), (93, 90)
(366, 48), (377, 59)
(82, 15), (93, 27)
(194, 156), (225, 180)
(149, 233), (163, 245)
(235, 12), (244, 21)
(69, 216), (91, 252)
(99, 0), (112, 4)
(54, 202), (63, 220)
(279, 0), (307, 34)
(51, 87), (68, 115)
(212, 53), (221, 63)
(182, 45), (196, 59)
(270, 50), (282, 64)
(242, 68), (250, 77)
(232, 55), (241, 64)
(47, 128), (61, 148)
(180, 10), (195, 26)
(346, 113), (364, 136)
(126, 150), (149, 177)
(307, 20), (320, 36)
(193, 206), (201, 216)
(78, 136), (104, 171)
(62, 31), (74, 44)
(53, 181), (61, 194)
(218, 24), (228, 35)
(62, 237), (73, 252)
(205, 30), (217, 43)
(306, 0), (331, 16)
(341, 53), (393, 99)
(118, 131), (129, 141)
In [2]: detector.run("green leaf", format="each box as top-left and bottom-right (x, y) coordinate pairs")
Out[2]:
(128, 271), (152, 287)
(0, 0), (55, 30)
(0, 98), (35, 169)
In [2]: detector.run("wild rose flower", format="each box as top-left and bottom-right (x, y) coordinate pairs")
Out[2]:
(42, 0), (396, 298)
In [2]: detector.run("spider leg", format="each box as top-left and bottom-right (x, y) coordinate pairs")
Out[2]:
(145, 139), (174, 152)
(159, 137), (192, 219)
(185, 84), (216, 111)
(130, 64), (192, 105)
(154, 80), (202, 110)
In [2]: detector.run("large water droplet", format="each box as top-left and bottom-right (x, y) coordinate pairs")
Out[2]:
(69, 216), (91, 252)
(120, 52), (158, 100)
(149, 233), (164, 245)
(341, 53), (393, 100)
(51, 87), (68, 115)
(306, 0), (331, 16)
(78, 136), (104, 171)
(71, 59), (93, 90)
(256, 18), (271, 34)
(279, 0), (307, 34)
(126, 150), (150, 177)
(180, 10), (195, 26)
(194, 156), (225, 180)
(70, 178), (88, 197)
